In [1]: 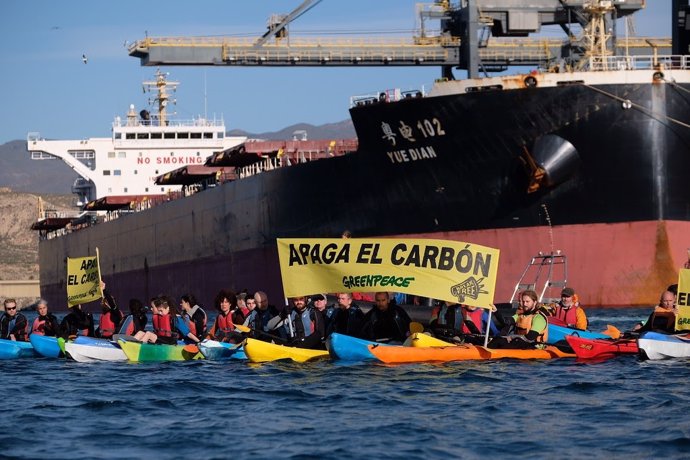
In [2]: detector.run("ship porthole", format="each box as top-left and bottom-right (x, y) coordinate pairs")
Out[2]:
(622, 99), (632, 110)
(653, 71), (664, 81)
(524, 76), (537, 88)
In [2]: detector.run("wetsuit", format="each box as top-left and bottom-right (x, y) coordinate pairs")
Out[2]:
(244, 305), (281, 342)
(60, 308), (95, 339)
(360, 303), (411, 343)
(31, 313), (61, 337)
(0, 312), (29, 341)
(328, 304), (365, 338)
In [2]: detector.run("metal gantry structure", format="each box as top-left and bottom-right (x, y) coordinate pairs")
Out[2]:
(128, 0), (669, 78)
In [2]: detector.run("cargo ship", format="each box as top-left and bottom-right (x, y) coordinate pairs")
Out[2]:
(29, 1), (690, 309)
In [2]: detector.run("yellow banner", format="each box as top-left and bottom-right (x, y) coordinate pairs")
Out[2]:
(675, 268), (690, 331)
(66, 253), (102, 307)
(277, 238), (500, 308)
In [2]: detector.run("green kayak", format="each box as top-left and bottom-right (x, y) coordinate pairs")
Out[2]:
(118, 339), (202, 362)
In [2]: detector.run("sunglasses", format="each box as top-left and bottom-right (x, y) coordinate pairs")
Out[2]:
(6, 307), (17, 311)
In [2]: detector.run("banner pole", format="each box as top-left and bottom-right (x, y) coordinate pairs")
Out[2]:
(483, 307), (492, 348)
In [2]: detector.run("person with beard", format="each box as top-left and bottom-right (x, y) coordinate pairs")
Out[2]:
(488, 290), (548, 349)
(282, 296), (325, 349)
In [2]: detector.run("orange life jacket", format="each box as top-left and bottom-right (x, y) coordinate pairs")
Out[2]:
(515, 311), (549, 343)
(99, 311), (117, 338)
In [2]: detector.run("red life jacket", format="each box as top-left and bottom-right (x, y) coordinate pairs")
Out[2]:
(32, 317), (47, 336)
(153, 313), (179, 340)
(99, 311), (117, 338)
(215, 312), (235, 337)
(553, 304), (579, 327)
(461, 307), (484, 334)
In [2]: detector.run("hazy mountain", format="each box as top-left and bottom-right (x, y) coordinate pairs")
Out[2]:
(0, 119), (356, 194)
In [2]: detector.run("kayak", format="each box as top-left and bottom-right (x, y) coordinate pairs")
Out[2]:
(29, 334), (64, 358)
(198, 340), (246, 360)
(406, 333), (457, 348)
(64, 339), (127, 362)
(368, 343), (483, 363)
(243, 338), (329, 363)
(476, 346), (575, 360)
(118, 339), (202, 362)
(326, 333), (389, 361)
(565, 335), (638, 359)
(0, 338), (37, 359)
(638, 331), (690, 360)
(547, 324), (612, 344)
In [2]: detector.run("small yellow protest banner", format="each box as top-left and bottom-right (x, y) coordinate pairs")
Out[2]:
(66, 250), (102, 307)
(675, 268), (690, 331)
(277, 238), (500, 308)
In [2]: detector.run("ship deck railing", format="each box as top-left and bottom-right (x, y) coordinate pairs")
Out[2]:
(584, 54), (690, 72)
(112, 116), (225, 129)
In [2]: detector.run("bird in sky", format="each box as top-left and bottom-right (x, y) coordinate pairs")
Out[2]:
(82, 54), (88, 64)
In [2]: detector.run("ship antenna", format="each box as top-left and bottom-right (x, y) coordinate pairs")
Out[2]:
(541, 203), (555, 255)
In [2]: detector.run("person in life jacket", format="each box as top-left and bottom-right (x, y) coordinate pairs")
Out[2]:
(429, 300), (501, 344)
(207, 289), (245, 343)
(359, 292), (411, 344)
(633, 290), (677, 333)
(311, 294), (335, 337)
(30, 299), (60, 337)
(328, 292), (365, 338)
(1, 298), (29, 341)
(135, 297), (196, 345)
(180, 294), (208, 340)
(243, 291), (281, 342)
(489, 289), (548, 349)
(117, 298), (148, 336)
(550, 287), (588, 330)
(96, 282), (123, 339)
(60, 304), (95, 340)
(236, 291), (250, 319)
(281, 296), (326, 349)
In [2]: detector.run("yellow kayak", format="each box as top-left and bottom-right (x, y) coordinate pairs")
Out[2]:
(405, 333), (457, 348)
(243, 338), (329, 363)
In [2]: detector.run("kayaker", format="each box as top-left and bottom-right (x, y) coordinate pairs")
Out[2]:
(359, 292), (411, 343)
(96, 282), (123, 339)
(180, 294), (208, 339)
(117, 298), (148, 336)
(633, 290), (677, 333)
(1, 298), (29, 341)
(311, 294), (335, 336)
(243, 291), (281, 342)
(328, 292), (365, 338)
(550, 287), (588, 330)
(30, 299), (60, 337)
(135, 297), (198, 345)
(236, 291), (250, 318)
(429, 300), (500, 344)
(489, 289), (548, 349)
(207, 289), (245, 343)
(59, 304), (95, 340)
(283, 296), (325, 349)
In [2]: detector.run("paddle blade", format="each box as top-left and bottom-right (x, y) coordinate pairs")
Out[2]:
(234, 324), (251, 333)
(603, 324), (621, 339)
(183, 344), (199, 353)
(409, 322), (424, 334)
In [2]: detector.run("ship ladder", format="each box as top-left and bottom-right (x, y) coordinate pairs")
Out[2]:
(507, 252), (568, 308)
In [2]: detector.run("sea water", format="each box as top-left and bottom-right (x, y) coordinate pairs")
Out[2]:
(1, 308), (689, 460)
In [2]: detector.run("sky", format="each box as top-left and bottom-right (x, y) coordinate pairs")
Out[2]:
(0, 0), (671, 144)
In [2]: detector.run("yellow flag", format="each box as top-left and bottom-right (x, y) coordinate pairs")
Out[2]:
(66, 250), (102, 307)
(277, 238), (500, 309)
(675, 268), (690, 331)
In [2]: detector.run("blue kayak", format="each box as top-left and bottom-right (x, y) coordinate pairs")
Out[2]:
(0, 338), (37, 359)
(547, 324), (611, 344)
(198, 340), (246, 360)
(29, 334), (63, 358)
(327, 333), (391, 361)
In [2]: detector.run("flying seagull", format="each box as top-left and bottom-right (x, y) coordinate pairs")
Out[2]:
(82, 54), (88, 64)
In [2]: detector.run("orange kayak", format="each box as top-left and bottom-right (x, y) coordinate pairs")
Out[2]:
(368, 343), (483, 363)
(476, 346), (575, 360)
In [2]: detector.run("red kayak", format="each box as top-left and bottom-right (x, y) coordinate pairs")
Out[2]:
(565, 335), (638, 359)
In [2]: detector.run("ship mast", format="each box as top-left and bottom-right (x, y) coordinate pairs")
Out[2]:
(580, 0), (615, 71)
(142, 69), (178, 126)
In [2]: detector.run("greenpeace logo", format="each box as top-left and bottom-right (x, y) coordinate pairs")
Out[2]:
(342, 275), (415, 289)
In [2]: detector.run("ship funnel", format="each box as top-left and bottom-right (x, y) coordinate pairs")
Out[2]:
(532, 134), (580, 187)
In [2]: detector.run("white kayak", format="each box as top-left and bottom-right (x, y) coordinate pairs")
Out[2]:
(637, 331), (690, 360)
(64, 339), (127, 362)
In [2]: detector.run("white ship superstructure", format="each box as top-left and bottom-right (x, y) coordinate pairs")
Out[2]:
(27, 70), (246, 205)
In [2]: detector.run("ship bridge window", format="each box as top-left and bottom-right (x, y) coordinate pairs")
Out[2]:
(114, 133), (122, 140)
(103, 170), (111, 176)
(108, 152), (116, 158)
(151, 132), (162, 139)
(114, 170), (121, 176)
(118, 152), (126, 158)
(218, 132), (224, 139)
(164, 132), (175, 139)
(69, 150), (95, 160)
(191, 132), (201, 139)
(203, 133), (213, 139)
(124, 187), (128, 193)
(178, 132), (189, 139)
(126, 133), (135, 140)
(137, 133), (149, 140)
